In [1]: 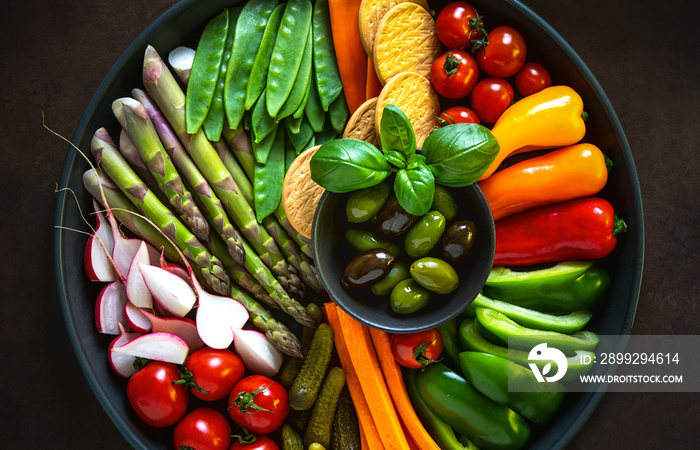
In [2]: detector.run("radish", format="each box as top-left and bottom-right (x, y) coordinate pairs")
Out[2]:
(138, 262), (196, 318)
(124, 301), (152, 333)
(95, 281), (129, 335)
(107, 323), (143, 377)
(111, 332), (189, 364)
(232, 328), (283, 376)
(196, 291), (249, 350)
(162, 262), (190, 282)
(84, 200), (116, 282)
(140, 309), (204, 352)
(125, 241), (153, 308)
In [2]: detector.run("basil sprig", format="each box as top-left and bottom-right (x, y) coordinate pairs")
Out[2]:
(309, 104), (499, 216)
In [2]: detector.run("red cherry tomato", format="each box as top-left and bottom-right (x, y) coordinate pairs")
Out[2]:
(183, 347), (245, 401)
(173, 407), (232, 450)
(435, 2), (484, 49)
(474, 25), (527, 78)
(470, 77), (514, 123)
(515, 61), (552, 97)
(390, 329), (443, 369)
(126, 361), (189, 428)
(230, 435), (280, 450)
(430, 50), (479, 99)
(435, 106), (481, 127)
(227, 375), (289, 435)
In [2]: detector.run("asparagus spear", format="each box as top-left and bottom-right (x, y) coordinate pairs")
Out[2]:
(82, 167), (303, 357)
(90, 128), (230, 296)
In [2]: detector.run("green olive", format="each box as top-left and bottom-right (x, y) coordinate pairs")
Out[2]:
(410, 257), (459, 295)
(345, 182), (392, 223)
(390, 279), (431, 314)
(371, 261), (410, 296)
(431, 185), (458, 222)
(405, 210), (446, 258)
(345, 228), (402, 256)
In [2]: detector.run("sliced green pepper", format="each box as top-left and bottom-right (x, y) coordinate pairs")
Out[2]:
(437, 318), (462, 371)
(464, 293), (593, 334)
(414, 363), (531, 450)
(483, 261), (611, 313)
(459, 352), (566, 425)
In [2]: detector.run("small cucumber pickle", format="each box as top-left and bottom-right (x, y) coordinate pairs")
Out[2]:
(405, 210), (446, 258)
(345, 181), (392, 223)
(440, 219), (477, 264)
(341, 248), (395, 289)
(410, 257), (459, 295)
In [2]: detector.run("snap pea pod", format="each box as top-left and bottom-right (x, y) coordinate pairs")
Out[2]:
(186, 9), (229, 134)
(285, 136), (297, 172)
(251, 88), (278, 145)
(327, 92), (348, 134)
(252, 121), (278, 165)
(202, 7), (241, 141)
(285, 114), (304, 135)
(311, 0), (343, 110)
(276, 22), (314, 120)
(286, 116), (314, 153)
(245, 2), (286, 110)
(254, 125), (286, 222)
(267, 0), (313, 117)
(305, 69), (326, 132)
(224, 0), (278, 129)
(314, 119), (339, 146)
(293, 70), (313, 119)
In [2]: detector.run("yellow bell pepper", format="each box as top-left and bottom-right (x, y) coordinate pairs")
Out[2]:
(479, 85), (587, 180)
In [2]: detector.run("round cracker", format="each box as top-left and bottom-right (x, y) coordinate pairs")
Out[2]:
(376, 71), (440, 147)
(282, 146), (325, 240)
(342, 97), (380, 147)
(372, 3), (440, 84)
(358, 0), (430, 58)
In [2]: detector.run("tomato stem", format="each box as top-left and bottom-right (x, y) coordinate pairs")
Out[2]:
(613, 214), (628, 236)
(172, 367), (210, 396)
(413, 339), (441, 370)
(232, 385), (274, 414)
(443, 53), (461, 76)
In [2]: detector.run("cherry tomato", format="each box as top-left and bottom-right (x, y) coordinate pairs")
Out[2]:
(435, 106), (481, 127)
(173, 407), (232, 450)
(126, 361), (189, 428)
(515, 61), (552, 97)
(230, 435), (280, 450)
(390, 329), (443, 369)
(227, 375), (289, 434)
(474, 25), (527, 78)
(470, 77), (514, 123)
(435, 2), (484, 49)
(430, 50), (479, 99)
(182, 347), (245, 401)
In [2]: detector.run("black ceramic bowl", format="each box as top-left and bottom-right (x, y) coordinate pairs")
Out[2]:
(54, 0), (644, 449)
(312, 185), (495, 333)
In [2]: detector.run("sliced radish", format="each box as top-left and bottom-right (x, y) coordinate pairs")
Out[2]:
(95, 281), (129, 335)
(126, 241), (153, 308)
(163, 262), (190, 282)
(124, 302), (152, 333)
(108, 323), (143, 377)
(111, 332), (189, 364)
(84, 200), (116, 282)
(140, 310), (204, 352)
(232, 328), (283, 376)
(196, 291), (249, 350)
(138, 262), (196, 318)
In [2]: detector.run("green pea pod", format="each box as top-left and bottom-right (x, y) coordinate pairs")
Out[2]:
(458, 318), (594, 382)
(285, 114), (304, 136)
(304, 67), (326, 132)
(251, 88), (278, 144)
(286, 116), (314, 153)
(483, 261), (612, 314)
(314, 118), (338, 146)
(202, 7), (241, 141)
(327, 92), (349, 134)
(299, 135), (315, 156)
(224, 0), (278, 129)
(245, 2), (286, 110)
(415, 363), (531, 450)
(285, 135), (297, 172)
(312, 0), (343, 110)
(276, 23), (313, 120)
(186, 9), (230, 134)
(252, 121), (278, 164)
(464, 293), (593, 334)
(254, 126), (286, 222)
(459, 352), (566, 425)
(293, 71), (313, 119)
(266, 0), (313, 117)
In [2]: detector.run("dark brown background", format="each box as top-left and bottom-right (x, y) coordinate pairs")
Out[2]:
(2, 0), (699, 447)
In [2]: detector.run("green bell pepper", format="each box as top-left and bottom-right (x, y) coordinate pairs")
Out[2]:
(414, 363), (531, 450)
(437, 318), (462, 371)
(459, 351), (566, 425)
(464, 293), (593, 334)
(483, 261), (611, 313)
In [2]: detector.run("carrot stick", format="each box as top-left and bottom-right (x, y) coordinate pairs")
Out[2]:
(324, 303), (385, 450)
(369, 328), (441, 450)
(329, 0), (368, 114)
(366, 56), (383, 99)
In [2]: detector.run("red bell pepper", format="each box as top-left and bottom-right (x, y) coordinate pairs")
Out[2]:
(493, 197), (626, 266)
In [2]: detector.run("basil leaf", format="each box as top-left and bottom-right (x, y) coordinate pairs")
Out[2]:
(394, 165), (435, 216)
(380, 104), (417, 166)
(407, 153), (426, 170)
(310, 138), (391, 193)
(386, 153), (406, 169)
(422, 123), (500, 186)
